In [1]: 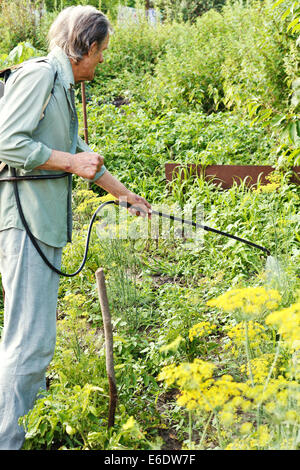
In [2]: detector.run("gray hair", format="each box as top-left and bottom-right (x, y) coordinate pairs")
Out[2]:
(48, 5), (111, 63)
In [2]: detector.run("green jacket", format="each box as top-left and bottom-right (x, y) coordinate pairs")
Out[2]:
(0, 46), (106, 247)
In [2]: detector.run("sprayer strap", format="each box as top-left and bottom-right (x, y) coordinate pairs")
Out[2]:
(0, 58), (57, 174)
(0, 59), (58, 174)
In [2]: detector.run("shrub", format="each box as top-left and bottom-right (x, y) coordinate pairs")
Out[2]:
(220, 0), (296, 114)
(153, 0), (226, 22)
(145, 10), (226, 113)
(139, 0), (298, 120)
(0, 0), (47, 51)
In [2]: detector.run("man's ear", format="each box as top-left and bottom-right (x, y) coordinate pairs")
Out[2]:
(88, 41), (99, 56)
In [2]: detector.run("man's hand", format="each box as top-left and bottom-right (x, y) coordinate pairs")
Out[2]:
(37, 150), (104, 181)
(70, 152), (104, 180)
(125, 193), (152, 218)
(95, 170), (152, 217)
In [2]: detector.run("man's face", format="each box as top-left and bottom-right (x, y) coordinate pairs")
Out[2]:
(73, 33), (110, 83)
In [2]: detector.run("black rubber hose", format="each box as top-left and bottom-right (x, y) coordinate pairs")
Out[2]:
(0, 172), (69, 182)
(155, 209), (270, 255)
(117, 200), (271, 256)
(12, 166), (116, 277)
(10, 168), (270, 277)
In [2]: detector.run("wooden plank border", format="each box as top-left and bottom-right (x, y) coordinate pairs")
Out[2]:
(165, 163), (300, 189)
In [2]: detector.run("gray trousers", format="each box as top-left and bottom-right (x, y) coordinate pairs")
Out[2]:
(0, 228), (62, 450)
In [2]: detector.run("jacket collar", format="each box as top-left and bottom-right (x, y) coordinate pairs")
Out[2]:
(47, 46), (75, 92)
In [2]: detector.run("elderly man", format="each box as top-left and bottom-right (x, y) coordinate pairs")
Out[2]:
(0, 5), (151, 449)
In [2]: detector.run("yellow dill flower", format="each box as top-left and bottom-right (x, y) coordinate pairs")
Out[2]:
(76, 192), (116, 214)
(207, 287), (281, 321)
(219, 410), (235, 426)
(231, 396), (243, 408)
(285, 410), (299, 424)
(279, 438), (294, 450)
(241, 353), (275, 384)
(225, 438), (252, 450)
(157, 359), (215, 388)
(98, 193), (117, 202)
(254, 182), (280, 194)
(64, 293), (87, 307)
(158, 361), (246, 413)
(226, 321), (269, 353)
(244, 377), (297, 410)
(76, 189), (92, 198)
(253, 172), (281, 194)
(189, 321), (217, 341)
(207, 376), (244, 411)
(240, 422), (253, 435)
(76, 192), (102, 213)
(277, 389), (289, 406)
(266, 302), (300, 351)
(241, 400), (252, 412)
(265, 401), (276, 413)
(257, 425), (271, 446)
(122, 416), (136, 430)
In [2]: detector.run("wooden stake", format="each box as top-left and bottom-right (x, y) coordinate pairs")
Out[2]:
(95, 268), (117, 428)
(81, 82), (89, 145)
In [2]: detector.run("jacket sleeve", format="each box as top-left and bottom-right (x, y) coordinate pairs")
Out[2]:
(76, 135), (107, 182)
(0, 63), (54, 171)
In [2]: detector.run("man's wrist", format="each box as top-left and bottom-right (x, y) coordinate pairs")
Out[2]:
(37, 150), (73, 172)
(119, 190), (135, 201)
(56, 151), (73, 173)
(65, 153), (74, 173)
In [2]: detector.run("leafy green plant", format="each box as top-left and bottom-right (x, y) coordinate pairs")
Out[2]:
(153, 0), (226, 22)
(228, 0), (300, 168)
(0, 0), (47, 51)
(20, 383), (106, 450)
(0, 42), (42, 69)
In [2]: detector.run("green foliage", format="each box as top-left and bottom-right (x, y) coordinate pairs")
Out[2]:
(0, 0), (299, 451)
(143, 10), (226, 113)
(220, 1), (291, 113)
(90, 19), (172, 100)
(274, 0), (300, 36)
(0, 42), (43, 69)
(80, 101), (275, 193)
(141, 0), (298, 123)
(153, 0), (226, 22)
(44, 0), (134, 20)
(244, 0), (300, 167)
(20, 383), (106, 450)
(0, 1), (47, 51)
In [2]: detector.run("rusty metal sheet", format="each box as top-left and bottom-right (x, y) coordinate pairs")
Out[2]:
(165, 163), (300, 189)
